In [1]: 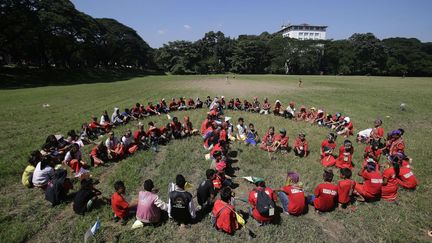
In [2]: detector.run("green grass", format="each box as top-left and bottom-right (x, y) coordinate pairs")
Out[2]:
(0, 74), (431, 242)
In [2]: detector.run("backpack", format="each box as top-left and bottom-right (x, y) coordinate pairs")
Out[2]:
(255, 188), (275, 217)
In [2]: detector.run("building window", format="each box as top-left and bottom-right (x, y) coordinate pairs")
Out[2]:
(315, 33), (319, 36)
(299, 32), (303, 36)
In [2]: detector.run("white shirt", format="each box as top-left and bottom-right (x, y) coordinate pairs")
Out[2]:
(105, 137), (120, 149)
(64, 150), (82, 162)
(32, 162), (55, 186)
(286, 106), (296, 116)
(236, 124), (246, 136)
(121, 135), (134, 148)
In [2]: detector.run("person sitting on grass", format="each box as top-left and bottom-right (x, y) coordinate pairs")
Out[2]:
(100, 110), (113, 131)
(396, 154), (417, 190)
(321, 133), (337, 158)
(368, 119), (384, 144)
(183, 116), (198, 136)
(309, 169), (338, 212)
(252, 97), (260, 113)
(335, 140), (354, 170)
(169, 98), (179, 111)
(388, 129), (405, 156)
(273, 100), (283, 116)
(337, 168), (356, 209)
(248, 179), (277, 226)
(121, 108), (136, 124)
(260, 98), (271, 115)
(111, 107), (124, 125)
(121, 129), (139, 155)
(136, 179), (168, 225)
(63, 143), (88, 177)
(168, 174), (196, 228)
(22, 150), (42, 188)
(296, 106), (307, 121)
(354, 161), (383, 202)
(260, 126), (276, 152)
(112, 181), (137, 225)
(88, 116), (104, 136)
(197, 169), (217, 213)
(274, 128), (289, 153)
(278, 172), (306, 216)
(32, 157), (55, 189)
(89, 142), (109, 167)
(211, 187), (239, 235)
(364, 140), (382, 164)
(245, 123), (259, 146)
(236, 117), (247, 142)
(105, 131), (125, 160)
(204, 96), (212, 108)
(243, 99), (251, 111)
(133, 123), (149, 149)
(177, 97), (188, 111)
(170, 117), (183, 139)
(284, 102), (296, 119)
(73, 178), (102, 215)
(337, 117), (354, 138)
(381, 156), (400, 202)
(293, 132), (309, 157)
(314, 110), (326, 126)
(146, 102), (160, 116)
(131, 103), (142, 119)
(195, 97), (203, 109)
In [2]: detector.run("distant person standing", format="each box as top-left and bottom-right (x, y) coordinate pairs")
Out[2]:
(298, 78), (303, 87)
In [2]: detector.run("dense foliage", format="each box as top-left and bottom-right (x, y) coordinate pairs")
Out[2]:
(1, 0), (432, 76)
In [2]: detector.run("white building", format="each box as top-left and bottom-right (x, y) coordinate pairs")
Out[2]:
(279, 24), (327, 40)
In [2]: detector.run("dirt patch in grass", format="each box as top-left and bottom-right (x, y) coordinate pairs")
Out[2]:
(169, 78), (334, 96)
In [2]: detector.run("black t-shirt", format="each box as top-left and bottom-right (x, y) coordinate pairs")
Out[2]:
(73, 189), (95, 215)
(169, 190), (193, 224)
(197, 179), (215, 206)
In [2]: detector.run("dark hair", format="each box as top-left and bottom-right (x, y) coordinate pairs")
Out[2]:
(255, 180), (266, 187)
(249, 123), (254, 127)
(323, 169), (334, 182)
(28, 150), (41, 166)
(114, 181), (125, 191)
(136, 103), (140, 107)
(389, 155), (400, 177)
(238, 117), (244, 122)
(220, 187), (232, 202)
(176, 174), (186, 188)
(398, 128), (405, 136)
(206, 169), (216, 179)
(144, 179), (154, 191)
(45, 135), (58, 147)
(173, 117), (178, 122)
(67, 130), (77, 138)
(340, 168), (352, 179)
(81, 178), (93, 190)
(40, 157), (52, 170)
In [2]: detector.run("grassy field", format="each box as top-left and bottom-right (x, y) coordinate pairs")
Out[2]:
(0, 74), (431, 242)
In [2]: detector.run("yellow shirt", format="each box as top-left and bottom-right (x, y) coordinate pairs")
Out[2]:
(22, 165), (35, 187)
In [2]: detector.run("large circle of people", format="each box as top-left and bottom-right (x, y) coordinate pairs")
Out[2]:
(22, 95), (417, 233)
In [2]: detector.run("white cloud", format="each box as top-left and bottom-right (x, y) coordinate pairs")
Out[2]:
(183, 24), (192, 31)
(157, 29), (166, 35)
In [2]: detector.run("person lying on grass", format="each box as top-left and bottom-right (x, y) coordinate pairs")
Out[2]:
(211, 187), (239, 235)
(136, 179), (168, 225)
(197, 169), (217, 213)
(168, 174), (196, 228)
(73, 178), (102, 215)
(22, 150), (42, 188)
(354, 160), (383, 202)
(259, 126), (276, 152)
(112, 181), (137, 225)
(294, 132), (309, 158)
(337, 168), (356, 209)
(309, 169), (338, 213)
(248, 179), (277, 226)
(277, 172), (306, 216)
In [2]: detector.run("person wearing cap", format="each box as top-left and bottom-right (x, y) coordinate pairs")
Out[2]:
(335, 140), (354, 170)
(354, 160), (383, 202)
(273, 100), (283, 116)
(309, 169), (338, 212)
(105, 131), (125, 160)
(248, 179), (277, 225)
(284, 102), (296, 119)
(260, 126), (276, 152)
(259, 98), (271, 115)
(169, 98), (179, 111)
(336, 117), (354, 138)
(274, 128), (289, 153)
(278, 172), (306, 216)
(294, 132), (309, 157)
(136, 179), (168, 225)
(389, 129), (405, 156)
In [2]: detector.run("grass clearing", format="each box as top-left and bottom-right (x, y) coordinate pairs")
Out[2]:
(0, 75), (431, 242)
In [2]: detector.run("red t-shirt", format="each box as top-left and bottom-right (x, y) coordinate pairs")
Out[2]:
(90, 146), (99, 157)
(313, 183), (338, 212)
(281, 185), (305, 215)
(133, 130), (146, 142)
(381, 167), (398, 200)
(111, 192), (129, 219)
(212, 199), (238, 234)
(371, 127), (384, 139)
(88, 121), (100, 129)
(361, 170), (382, 197)
(248, 187), (277, 222)
(321, 139), (336, 155)
(274, 134), (289, 147)
(294, 138), (308, 152)
(397, 167), (417, 189)
(337, 179), (356, 204)
(390, 138), (405, 155)
(336, 145), (354, 169)
(364, 146), (382, 162)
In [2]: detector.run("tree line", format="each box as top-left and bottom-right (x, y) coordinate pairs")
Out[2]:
(1, 0), (432, 76)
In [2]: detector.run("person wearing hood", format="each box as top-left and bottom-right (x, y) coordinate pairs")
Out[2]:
(111, 107), (124, 125)
(273, 100), (283, 116)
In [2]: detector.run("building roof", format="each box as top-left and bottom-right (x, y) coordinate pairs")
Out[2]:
(278, 23), (328, 33)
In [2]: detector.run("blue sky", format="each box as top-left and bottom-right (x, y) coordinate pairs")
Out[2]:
(72, 0), (432, 48)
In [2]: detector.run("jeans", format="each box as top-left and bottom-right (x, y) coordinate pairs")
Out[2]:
(278, 192), (289, 213)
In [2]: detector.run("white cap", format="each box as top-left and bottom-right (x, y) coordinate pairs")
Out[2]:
(344, 117), (350, 123)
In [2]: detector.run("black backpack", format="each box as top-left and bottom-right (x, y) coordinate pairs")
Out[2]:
(255, 188), (275, 217)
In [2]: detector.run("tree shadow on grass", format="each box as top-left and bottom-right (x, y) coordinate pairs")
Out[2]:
(0, 67), (164, 89)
